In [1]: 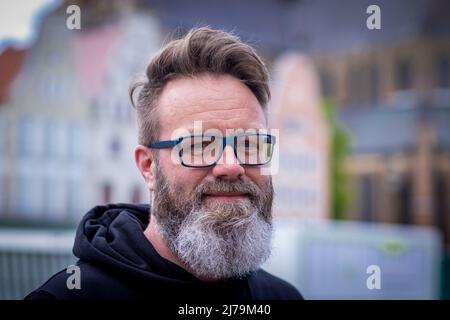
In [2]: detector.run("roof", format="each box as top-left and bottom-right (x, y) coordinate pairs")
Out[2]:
(338, 100), (450, 154)
(149, 0), (450, 55)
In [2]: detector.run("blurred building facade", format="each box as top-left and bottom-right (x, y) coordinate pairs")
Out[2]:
(0, 6), (160, 224)
(307, 2), (450, 246)
(89, 13), (160, 207)
(152, 0), (450, 246)
(1, 0), (449, 300)
(1, 0), (449, 245)
(270, 54), (330, 220)
(0, 14), (91, 222)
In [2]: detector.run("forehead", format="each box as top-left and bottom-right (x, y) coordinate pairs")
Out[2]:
(157, 74), (267, 137)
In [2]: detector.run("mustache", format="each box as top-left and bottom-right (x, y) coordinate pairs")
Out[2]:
(194, 179), (261, 202)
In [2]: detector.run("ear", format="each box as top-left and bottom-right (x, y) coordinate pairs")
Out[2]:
(134, 145), (157, 191)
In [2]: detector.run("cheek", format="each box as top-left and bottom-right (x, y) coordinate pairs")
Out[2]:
(245, 167), (270, 189)
(159, 151), (208, 192)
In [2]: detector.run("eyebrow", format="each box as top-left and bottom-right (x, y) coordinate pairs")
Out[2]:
(180, 125), (268, 133)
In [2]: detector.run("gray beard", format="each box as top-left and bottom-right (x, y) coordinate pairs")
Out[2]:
(165, 200), (272, 280)
(151, 164), (273, 280)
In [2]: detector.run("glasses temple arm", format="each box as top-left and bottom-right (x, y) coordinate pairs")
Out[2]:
(148, 139), (180, 149)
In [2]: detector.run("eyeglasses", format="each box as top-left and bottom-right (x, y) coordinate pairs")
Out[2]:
(148, 133), (276, 168)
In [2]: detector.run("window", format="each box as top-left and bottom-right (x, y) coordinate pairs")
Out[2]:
(398, 176), (412, 225)
(397, 59), (413, 90)
(434, 172), (450, 244)
(44, 120), (58, 159)
(347, 65), (365, 106)
(67, 178), (80, 215)
(110, 136), (121, 159)
(18, 117), (34, 157)
(42, 176), (51, 215)
(320, 70), (334, 98)
(0, 174), (7, 210)
(68, 124), (82, 160)
(0, 113), (6, 153)
(131, 185), (141, 204)
(16, 174), (31, 213)
(15, 174), (43, 217)
(369, 64), (379, 104)
(102, 183), (112, 204)
(436, 56), (449, 88)
(43, 176), (66, 218)
(359, 175), (374, 222)
(40, 76), (66, 101)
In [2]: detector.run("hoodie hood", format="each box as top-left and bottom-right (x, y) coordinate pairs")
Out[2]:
(72, 203), (253, 298)
(74, 203), (200, 283)
(25, 203), (303, 300)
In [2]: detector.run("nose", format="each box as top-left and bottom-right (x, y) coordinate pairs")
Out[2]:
(211, 145), (244, 180)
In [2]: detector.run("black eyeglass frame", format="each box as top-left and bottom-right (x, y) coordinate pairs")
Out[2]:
(148, 133), (276, 168)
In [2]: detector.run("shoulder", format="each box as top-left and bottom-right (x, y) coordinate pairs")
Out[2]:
(248, 269), (304, 300)
(25, 261), (142, 300)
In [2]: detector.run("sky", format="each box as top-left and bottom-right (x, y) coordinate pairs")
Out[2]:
(0, 0), (62, 54)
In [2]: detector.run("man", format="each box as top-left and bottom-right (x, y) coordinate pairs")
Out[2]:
(26, 27), (302, 300)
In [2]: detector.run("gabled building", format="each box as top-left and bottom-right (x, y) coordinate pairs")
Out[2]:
(88, 12), (160, 206)
(149, 0), (450, 246)
(0, 14), (91, 222)
(0, 8), (161, 224)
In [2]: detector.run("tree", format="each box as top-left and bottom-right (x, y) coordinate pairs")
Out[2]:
(323, 100), (352, 220)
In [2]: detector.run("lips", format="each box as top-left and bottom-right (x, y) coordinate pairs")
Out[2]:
(203, 192), (250, 200)
(205, 192), (248, 197)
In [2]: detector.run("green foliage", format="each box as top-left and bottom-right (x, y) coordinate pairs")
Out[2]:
(322, 99), (352, 220)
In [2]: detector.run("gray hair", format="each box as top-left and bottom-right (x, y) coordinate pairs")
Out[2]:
(129, 27), (270, 145)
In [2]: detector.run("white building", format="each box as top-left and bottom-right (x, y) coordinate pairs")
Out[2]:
(0, 14), (90, 222)
(0, 11), (161, 223)
(89, 13), (161, 206)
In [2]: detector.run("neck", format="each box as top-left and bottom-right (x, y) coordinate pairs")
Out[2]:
(143, 215), (220, 282)
(143, 216), (186, 269)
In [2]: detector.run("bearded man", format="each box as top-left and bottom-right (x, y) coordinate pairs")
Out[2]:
(26, 27), (302, 300)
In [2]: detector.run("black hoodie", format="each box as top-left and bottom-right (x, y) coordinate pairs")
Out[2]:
(25, 203), (303, 300)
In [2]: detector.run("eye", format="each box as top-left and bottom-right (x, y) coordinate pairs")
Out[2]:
(192, 140), (212, 149)
(245, 140), (256, 148)
(202, 140), (212, 148)
(244, 138), (258, 148)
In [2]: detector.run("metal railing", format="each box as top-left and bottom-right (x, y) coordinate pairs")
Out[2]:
(0, 228), (76, 300)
